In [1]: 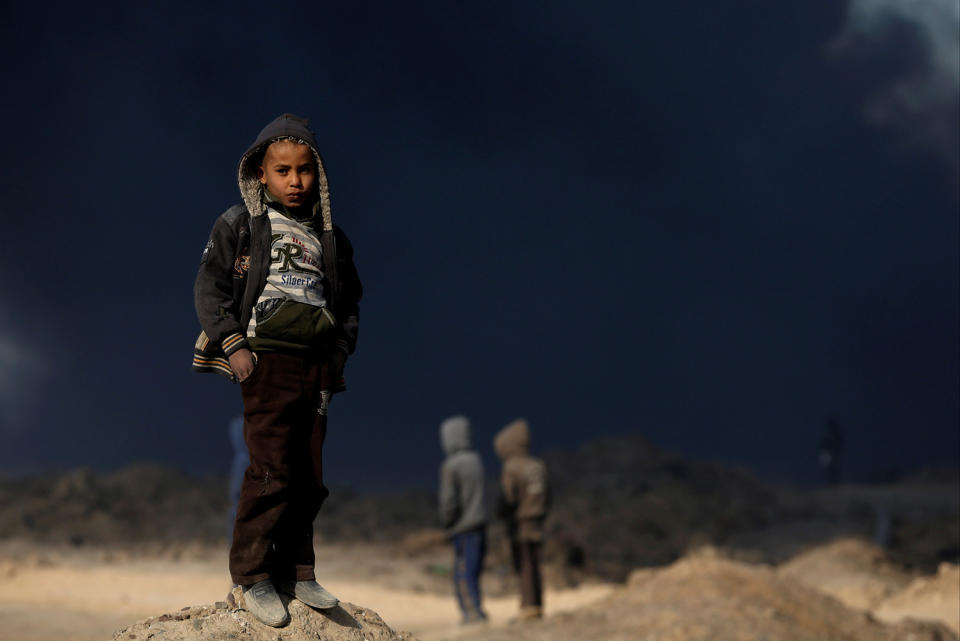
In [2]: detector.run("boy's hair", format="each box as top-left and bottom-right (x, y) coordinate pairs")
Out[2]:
(253, 114), (312, 168)
(253, 136), (313, 171)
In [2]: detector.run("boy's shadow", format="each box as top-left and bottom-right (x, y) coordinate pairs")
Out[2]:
(277, 593), (361, 629)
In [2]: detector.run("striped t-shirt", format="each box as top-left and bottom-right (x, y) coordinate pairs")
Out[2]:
(247, 208), (326, 337)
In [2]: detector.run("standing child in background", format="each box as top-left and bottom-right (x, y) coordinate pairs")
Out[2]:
(438, 415), (489, 624)
(227, 414), (248, 536)
(193, 114), (362, 627)
(817, 418), (845, 486)
(226, 413), (249, 599)
(494, 418), (550, 621)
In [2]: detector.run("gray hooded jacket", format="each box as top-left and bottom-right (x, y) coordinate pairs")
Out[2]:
(438, 416), (488, 536)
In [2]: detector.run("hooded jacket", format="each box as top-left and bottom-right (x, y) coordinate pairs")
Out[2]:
(494, 418), (549, 542)
(192, 114), (362, 382)
(438, 416), (488, 536)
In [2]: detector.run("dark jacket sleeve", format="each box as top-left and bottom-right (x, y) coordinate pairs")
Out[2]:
(194, 210), (250, 356)
(332, 226), (362, 355)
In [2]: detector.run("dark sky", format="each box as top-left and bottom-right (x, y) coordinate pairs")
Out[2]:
(1, 1), (957, 488)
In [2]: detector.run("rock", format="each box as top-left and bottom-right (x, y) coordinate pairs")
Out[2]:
(112, 587), (420, 641)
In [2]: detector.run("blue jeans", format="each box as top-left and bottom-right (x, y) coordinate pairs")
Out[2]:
(452, 528), (487, 620)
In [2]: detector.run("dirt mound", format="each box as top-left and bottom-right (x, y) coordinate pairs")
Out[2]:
(0, 465), (229, 545)
(777, 538), (914, 609)
(541, 435), (780, 580)
(0, 466), (438, 549)
(874, 562), (960, 635)
(450, 554), (957, 641)
(774, 538), (958, 632)
(543, 440), (958, 580)
(113, 587), (420, 641)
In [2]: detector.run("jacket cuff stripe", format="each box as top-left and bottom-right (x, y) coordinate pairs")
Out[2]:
(221, 333), (248, 356)
(192, 355), (236, 379)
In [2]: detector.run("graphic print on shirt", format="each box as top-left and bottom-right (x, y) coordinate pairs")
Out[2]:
(269, 229), (324, 295)
(246, 209), (327, 338)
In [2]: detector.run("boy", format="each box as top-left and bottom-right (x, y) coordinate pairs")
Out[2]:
(493, 418), (549, 621)
(438, 415), (488, 623)
(193, 114), (362, 627)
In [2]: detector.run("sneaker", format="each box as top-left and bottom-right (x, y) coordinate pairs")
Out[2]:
(241, 580), (289, 627)
(277, 579), (339, 609)
(462, 610), (489, 625)
(519, 605), (543, 621)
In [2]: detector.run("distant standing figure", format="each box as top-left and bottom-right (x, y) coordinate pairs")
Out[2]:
(817, 418), (845, 485)
(228, 414), (248, 533)
(494, 418), (550, 621)
(227, 414), (250, 597)
(438, 415), (489, 624)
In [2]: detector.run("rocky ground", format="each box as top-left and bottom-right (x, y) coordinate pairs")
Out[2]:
(113, 589), (421, 641)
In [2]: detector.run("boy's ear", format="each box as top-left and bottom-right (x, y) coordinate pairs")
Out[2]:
(257, 165), (267, 185)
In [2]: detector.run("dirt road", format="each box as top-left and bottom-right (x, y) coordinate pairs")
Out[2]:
(0, 549), (613, 641)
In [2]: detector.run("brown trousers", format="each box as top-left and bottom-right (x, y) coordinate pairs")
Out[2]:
(230, 351), (330, 585)
(511, 540), (543, 609)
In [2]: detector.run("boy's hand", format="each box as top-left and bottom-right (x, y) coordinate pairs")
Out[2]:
(228, 348), (256, 382)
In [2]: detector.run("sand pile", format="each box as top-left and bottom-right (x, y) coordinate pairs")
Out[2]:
(874, 562), (960, 635)
(448, 553), (957, 641)
(112, 587), (420, 641)
(777, 538), (914, 609)
(774, 538), (959, 633)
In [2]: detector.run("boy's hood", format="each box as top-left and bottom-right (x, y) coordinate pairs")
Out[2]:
(494, 418), (530, 460)
(237, 113), (333, 231)
(440, 415), (472, 455)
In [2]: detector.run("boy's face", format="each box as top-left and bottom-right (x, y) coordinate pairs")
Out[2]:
(257, 140), (317, 208)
